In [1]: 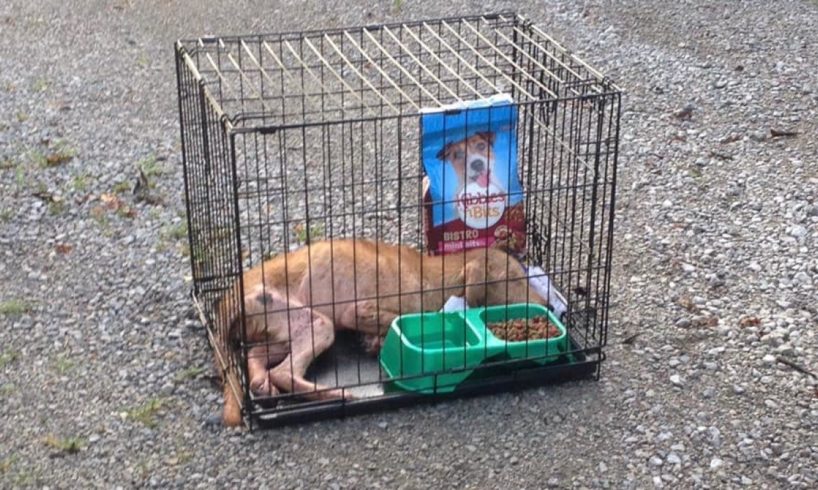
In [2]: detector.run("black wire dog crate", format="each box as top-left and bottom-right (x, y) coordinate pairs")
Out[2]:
(175, 12), (620, 428)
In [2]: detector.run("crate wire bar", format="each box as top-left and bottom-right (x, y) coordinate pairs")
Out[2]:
(176, 12), (621, 427)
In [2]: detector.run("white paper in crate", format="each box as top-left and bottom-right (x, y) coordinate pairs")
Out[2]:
(440, 267), (568, 319)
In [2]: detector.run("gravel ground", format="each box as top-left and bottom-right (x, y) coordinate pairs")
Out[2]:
(2, 0), (817, 488)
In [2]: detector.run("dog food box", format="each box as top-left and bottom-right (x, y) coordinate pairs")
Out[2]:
(420, 94), (526, 256)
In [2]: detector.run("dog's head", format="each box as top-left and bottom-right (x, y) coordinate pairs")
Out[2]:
(456, 247), (547, 308)
(436, 131), (496, 188)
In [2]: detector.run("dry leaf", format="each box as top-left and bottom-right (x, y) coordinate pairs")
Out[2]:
(90, 206), (107, 219)
(676, 295), (697, 312)
(739, 316), (761, 328)
(55, 243), (73, 254)
(100, 193), (125, 211)
(45, 153), (73, 167)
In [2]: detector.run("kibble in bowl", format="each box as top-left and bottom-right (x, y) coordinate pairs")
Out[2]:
(487, 315), (562, 342)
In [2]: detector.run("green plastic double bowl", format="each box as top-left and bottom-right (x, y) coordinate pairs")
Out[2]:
(379, 303), (569, 394)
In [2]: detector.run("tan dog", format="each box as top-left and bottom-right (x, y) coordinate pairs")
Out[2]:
(216, 239), (545, 426)
(436, 131), (504, 193)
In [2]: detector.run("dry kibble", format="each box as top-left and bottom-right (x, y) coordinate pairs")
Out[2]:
(488, 316), (561, 341)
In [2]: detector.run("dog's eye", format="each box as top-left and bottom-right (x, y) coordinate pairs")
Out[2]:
(453, 150), (465, 160)
(476, 142), (486, 151)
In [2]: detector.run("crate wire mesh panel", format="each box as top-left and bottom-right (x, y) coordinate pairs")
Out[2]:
(175, 12), (621, 427)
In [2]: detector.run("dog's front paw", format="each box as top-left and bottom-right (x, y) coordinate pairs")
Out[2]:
(249, 373), (279, 398)
(361, 334), (385, 356)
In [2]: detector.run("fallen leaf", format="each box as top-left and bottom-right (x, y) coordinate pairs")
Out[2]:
(90, 206), (106, 219)
(55, 243), (73, 254)
(45, 153), (73, 167)
(100, 193), (124, 211)
(739, 316), (761, 328)
(676, 295), (698, 312)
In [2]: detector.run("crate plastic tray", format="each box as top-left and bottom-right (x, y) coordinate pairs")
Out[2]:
(379, 303), (569, 393)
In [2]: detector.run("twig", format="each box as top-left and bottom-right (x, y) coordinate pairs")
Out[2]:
(621, 332), (641, 345)
(770, 129), (799, 138)
(776, 356), (816, 379)
(709, 150), (734, 161)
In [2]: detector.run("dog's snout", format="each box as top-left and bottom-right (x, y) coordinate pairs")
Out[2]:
(470, 159), (485, 172)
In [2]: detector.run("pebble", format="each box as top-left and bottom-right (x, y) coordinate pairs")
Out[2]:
(709, 457), (723, 470)
(666, 452), (681, 465)
(669, 374), (683, 387)
(675, 318), (691, 328)
(789, 225), (808, 238)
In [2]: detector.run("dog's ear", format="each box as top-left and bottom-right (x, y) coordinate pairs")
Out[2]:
(475, 131), (495, 146)
(436, 142), (453, 161)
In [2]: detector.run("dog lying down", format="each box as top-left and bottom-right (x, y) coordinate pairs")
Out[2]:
(216, 238), (549, 426)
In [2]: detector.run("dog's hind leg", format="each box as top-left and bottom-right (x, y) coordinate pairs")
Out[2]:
(247, 342), (289, 397)
(267, 310), (347, 400)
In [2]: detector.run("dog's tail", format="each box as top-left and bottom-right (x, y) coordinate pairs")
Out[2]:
(213, 282), (244, 427)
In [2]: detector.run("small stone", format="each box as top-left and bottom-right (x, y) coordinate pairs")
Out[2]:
(377, 421), (388, 430)
(789, 225), (807, 238)
(733, 385), (745, 394)
(465, 445), (476, 452)
(762, 354), (776, 364)
(708, 427), (722, 447)
(510, 456), (519, 465)
(675, 318), (691, 328)
(710, 457), (723, 469)
(740, 476), (753, 485)
(662, 199), (673, 208)
(764, 399), (778, 409)
(714, 79), (728, 89)
(88, 434), (100, 443)
(666, 452), (681, 465)
(650, 455), (664, 466)
(670, 374), (683, 386)
(707, 346), (725, 356)
(681, 263), (696, 272)
(793, 272), (811, 284)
